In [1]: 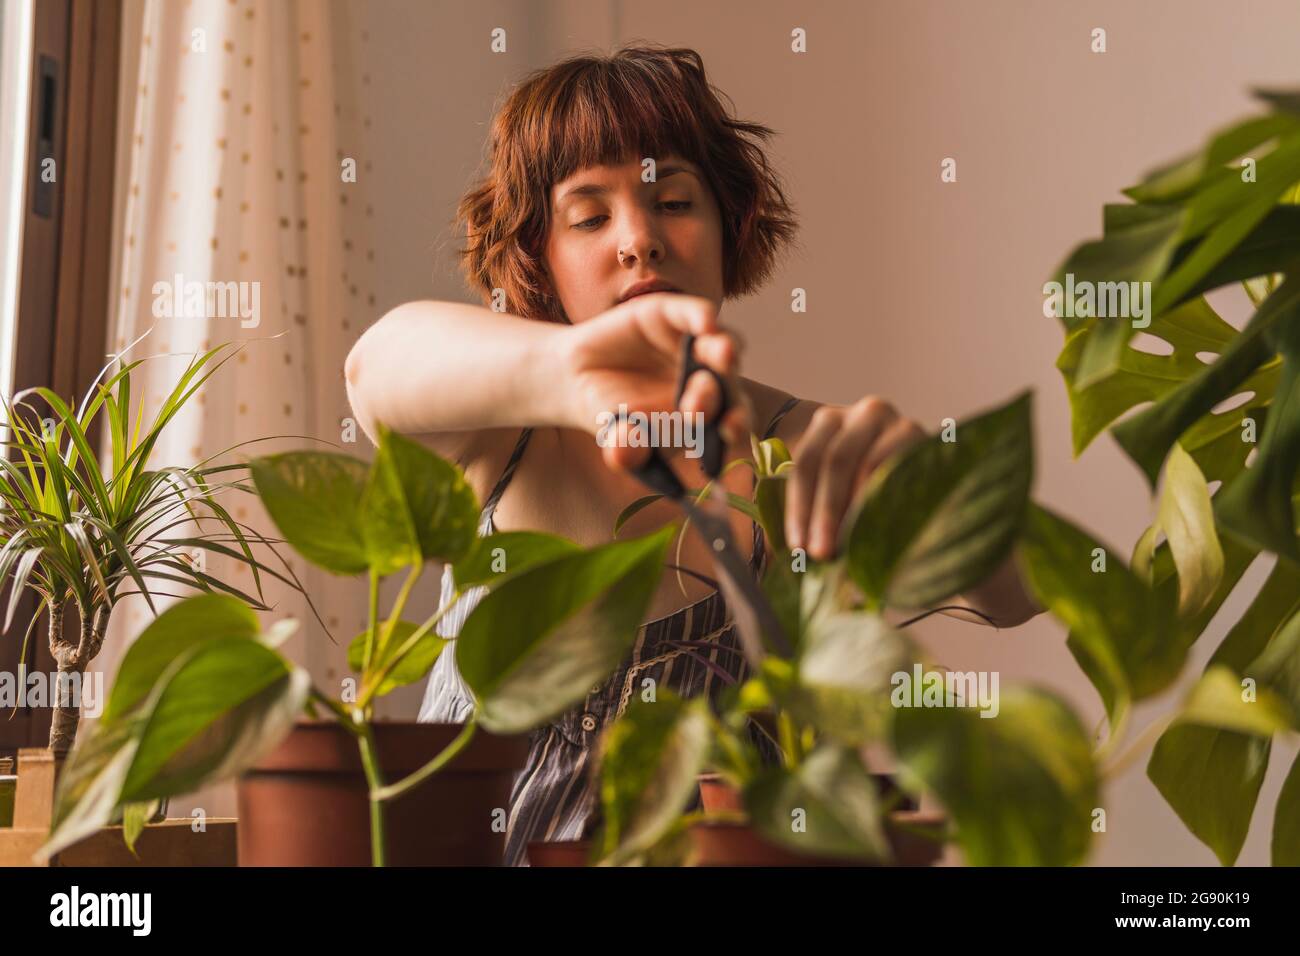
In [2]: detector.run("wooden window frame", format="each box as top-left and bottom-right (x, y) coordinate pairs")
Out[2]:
(1, 0), (123, 755)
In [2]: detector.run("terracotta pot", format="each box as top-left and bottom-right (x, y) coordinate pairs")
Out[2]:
(692, 771), (941, 866)
(237, 720), (531, 866)
(690, 811), (945, 867)
(526, 839), (592, 867)
(697, 771), (918, 815)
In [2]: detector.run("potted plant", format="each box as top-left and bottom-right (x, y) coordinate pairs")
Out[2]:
(37, 422), (676, 866)
(1045, 86), (1300, 866)
(575, 394), (1054, 866)
(0, 339), (311, 864)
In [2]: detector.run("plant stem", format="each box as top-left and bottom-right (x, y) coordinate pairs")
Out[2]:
(375, 563), (422, 656)
(361, 569), (380, 673)
(309, 687), (362, 733)
(45, 601), (76, 753)
(711, 715), (754, 781)
(1092, 701), (1132, 765)
(373, 720), (477, 803)
(46, 603), (103, 754)
(357, 598), (452, 710)
(1101, 713), (1177, 779)
(355, 720), (387, 867)
(777, 710), (801, 769)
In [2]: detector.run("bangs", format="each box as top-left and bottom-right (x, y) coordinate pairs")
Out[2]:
(525, 58), (711, 193)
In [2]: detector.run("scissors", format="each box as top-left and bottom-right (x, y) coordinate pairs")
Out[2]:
(625, 334), (793, 663)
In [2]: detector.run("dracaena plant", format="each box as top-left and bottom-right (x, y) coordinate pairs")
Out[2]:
(0, 340), (312, 755)
(1044, 87), (1300, 866)
(39, 422), (673, 864)
(591, 378), (1300, 867)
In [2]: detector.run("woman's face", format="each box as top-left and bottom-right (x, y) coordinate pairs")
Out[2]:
(543, 155), (725, 323)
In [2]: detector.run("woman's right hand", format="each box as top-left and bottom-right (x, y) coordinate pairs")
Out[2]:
(558, 292), (751, 473)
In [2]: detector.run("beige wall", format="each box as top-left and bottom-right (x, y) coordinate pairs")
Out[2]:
(331, 0), (1300, 865)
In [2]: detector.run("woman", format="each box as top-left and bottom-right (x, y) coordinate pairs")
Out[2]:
(344, 44), (1040, 865)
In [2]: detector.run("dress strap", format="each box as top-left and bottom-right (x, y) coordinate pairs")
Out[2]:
(762, 395), (801, 440)
(481, 427), (534, 526)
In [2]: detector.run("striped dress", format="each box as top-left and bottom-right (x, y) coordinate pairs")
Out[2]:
(418, 396), (801, 866)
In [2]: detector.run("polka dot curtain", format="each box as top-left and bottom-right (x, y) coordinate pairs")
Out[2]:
(95, 0), (378, 816)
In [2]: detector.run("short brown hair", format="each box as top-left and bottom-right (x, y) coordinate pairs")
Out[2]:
(454, 43), (799, 323)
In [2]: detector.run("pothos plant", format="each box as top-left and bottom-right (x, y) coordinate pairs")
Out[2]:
(38, 421), (675, 864)
(590, 392), (1097, 866)
(1044, 87), (1300, 866)
(0, 341), (312, 759)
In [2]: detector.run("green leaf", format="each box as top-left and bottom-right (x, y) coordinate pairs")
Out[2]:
(613, 495), (663, 537)
(359, 424), (479, 574)
(1208, 558), (1300, 673)
(592, 693), (713, 865)
(1155, 443), (1225, 618)
(450, 530), (582, 591)
(1214, 315), (1300, 563)
(1123, 113), (1300, 204)
(104, 594), (262, 722)
(1172, 206), (1300, 303)
(347, 620), (449, 696)
(845, 391), (1033, 609)
(1255, 87), (1300, 116)
(1016, 504), (1177, 723)
(749, 435), (792, 481)
(119, 638), (308, 799)
(249, 451), (370, 574)
(1056, 296), (1274, 459)
(121, 801), (154, 855)
(1147, 723), (1270, 866)
(754, 473), (787, 553)
(1246, 607), (1300, 719)
(1272, 752), (1300, 866)
(785, 612), (914, 745)
(456, 527), (672, 734)
(1049, 205), (1186, 344)
(1174, 664), (1294, 736)
(1152, 534), (1260, 655)
(893, 687), (1099, 866)
(1153, 147), (1300, 315)
(40, 598), (309, 861)
(745, 744), (889, 861)
(1112, 269), (1300, 488)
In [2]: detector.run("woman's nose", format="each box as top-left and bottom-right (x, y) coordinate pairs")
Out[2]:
(617, 216), (665, 266)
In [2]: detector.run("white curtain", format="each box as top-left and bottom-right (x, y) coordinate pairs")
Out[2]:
(93, 0), (379, 818)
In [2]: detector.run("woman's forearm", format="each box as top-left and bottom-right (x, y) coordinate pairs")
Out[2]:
(344, 301), (577, 442)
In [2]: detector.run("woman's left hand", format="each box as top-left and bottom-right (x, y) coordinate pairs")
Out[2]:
(784, 396), (927, 561)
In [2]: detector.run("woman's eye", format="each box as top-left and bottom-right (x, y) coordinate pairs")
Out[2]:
(572, 202), (690, 231)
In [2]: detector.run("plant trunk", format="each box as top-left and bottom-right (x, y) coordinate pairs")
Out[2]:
(47, 604), (106, 755)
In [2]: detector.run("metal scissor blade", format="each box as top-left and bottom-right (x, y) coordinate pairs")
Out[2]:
(679, 490), (792, 664)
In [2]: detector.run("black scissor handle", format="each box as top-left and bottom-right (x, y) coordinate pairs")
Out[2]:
(629, 333), (732, 500)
